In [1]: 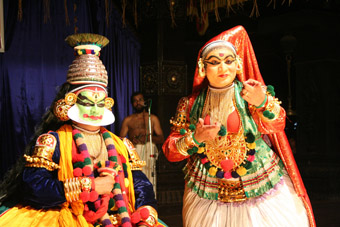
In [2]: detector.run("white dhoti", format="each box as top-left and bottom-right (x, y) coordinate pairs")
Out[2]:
(135, 142), (158, 192)
(182, 172), (309, 227)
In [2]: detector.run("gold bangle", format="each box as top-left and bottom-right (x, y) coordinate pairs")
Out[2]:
(262, 96), (282, 121)
(176, 136), (189, 156)
(64, 177), (81, 203)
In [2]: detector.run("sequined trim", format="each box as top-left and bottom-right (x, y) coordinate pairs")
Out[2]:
(24, 133), (59, 171)
(122, 138), (146, 170)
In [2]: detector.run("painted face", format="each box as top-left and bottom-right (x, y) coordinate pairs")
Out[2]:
(204, 47), (238, 88)
(76, 89), (106, 124)
(132, 94), (145, 112)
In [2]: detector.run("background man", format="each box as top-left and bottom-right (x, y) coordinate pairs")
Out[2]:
(120, 92), (164, 191)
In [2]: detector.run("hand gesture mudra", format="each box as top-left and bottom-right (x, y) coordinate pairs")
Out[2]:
(241, 79), (266, 107)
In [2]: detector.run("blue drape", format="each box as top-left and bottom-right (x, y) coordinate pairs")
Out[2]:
(0, 0), (140, 178)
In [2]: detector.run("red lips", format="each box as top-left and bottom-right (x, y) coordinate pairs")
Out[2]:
(83, 114), (103, 120)
(218, 74), (229, 78)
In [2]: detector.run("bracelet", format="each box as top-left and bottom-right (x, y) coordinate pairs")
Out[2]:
(262, 96), (282, 120)
(64, 177), (81, 203)
(255, 95), (267, 108)
(175, 136), (190, 156)
(192, 132), (203, 146)
(176, 133), (199, 156)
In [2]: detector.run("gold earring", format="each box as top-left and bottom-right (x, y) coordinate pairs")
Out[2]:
(236, 56), (243, 75)
(53, 93), (77, 121)
(65, 92), (77, 105)
(53, 99), (71, 121)
(104, 97), (114, 110)
(198, 58), (206, 78)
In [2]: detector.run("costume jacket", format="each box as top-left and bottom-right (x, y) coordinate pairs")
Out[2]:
(0, 124), (157, 227)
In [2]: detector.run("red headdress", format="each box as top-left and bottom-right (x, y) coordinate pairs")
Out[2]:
(193, 25), (264, 93)
(192, 25), (316, 226)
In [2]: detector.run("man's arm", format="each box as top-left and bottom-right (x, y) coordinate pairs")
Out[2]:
(150, 115), (164, 144)
(119, 117), (130, 138)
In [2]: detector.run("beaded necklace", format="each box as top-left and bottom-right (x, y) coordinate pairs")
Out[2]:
(72, 127), (132, 227)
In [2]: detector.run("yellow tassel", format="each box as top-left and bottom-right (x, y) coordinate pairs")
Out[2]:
(208, 167), (217, 176)
(247, 142), (256, 149)
(197, 147), (205, 154)
(236, 166), (247, 176)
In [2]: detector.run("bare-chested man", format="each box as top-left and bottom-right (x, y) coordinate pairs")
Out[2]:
(120, 92), (164, 187)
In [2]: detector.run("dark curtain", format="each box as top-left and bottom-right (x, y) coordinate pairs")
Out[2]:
(0, 0), (140, 178)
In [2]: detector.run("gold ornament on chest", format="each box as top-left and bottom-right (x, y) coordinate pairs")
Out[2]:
(205, 129), (247, 170)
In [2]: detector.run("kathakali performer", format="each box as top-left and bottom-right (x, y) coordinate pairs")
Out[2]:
(0, 33), (166, 227)
(162, 25), (316, 227)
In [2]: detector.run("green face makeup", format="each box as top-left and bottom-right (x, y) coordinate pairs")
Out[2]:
(76, 90), (106, 123)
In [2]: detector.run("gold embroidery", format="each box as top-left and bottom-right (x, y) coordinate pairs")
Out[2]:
(170, 97), (190, 132)
(205, 129), (247, 169)
(122, 138), (146, 170)
(24, 133), (59, 171)
(218, 178), (247, 203)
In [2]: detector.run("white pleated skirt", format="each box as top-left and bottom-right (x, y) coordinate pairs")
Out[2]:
(182, 172), (309, 227)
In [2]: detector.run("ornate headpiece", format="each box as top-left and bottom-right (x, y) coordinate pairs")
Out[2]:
(65, 33), (109, 87)
(201, 40), (237, 59)
(193, 25), (265, 93)
(53, 33), (115, 126)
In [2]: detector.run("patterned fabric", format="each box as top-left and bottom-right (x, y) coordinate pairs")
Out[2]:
(181, 81), (285, 200)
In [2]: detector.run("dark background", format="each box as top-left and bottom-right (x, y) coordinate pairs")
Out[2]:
(132, 1), (340, 226)
(1, 0), (340, 226)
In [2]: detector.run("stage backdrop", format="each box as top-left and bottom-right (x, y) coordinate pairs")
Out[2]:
(0, 0), (140, 178)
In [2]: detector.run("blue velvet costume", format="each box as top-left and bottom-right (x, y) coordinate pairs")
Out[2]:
(21, 131), (157, 211)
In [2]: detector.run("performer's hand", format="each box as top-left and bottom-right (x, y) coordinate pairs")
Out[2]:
(193, 118), (221, 143)
(94, 175), (115, 195)
(241, 79), (266, 107)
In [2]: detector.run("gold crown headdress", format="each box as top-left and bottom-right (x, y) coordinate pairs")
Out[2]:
(65, 33), (110, 87)
(53, 34), (114, 122)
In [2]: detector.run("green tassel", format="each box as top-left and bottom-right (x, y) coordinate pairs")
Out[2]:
(118, 206), (128, 213)
(189, 124), (196, 131)
(204, 162), (211, 170)
(73, 162), (85, 168)
(114, 182), (121, 189)
(187, 149), (194, 155)
(266, 85), (275, 96)
(243, 161), (252, 170)
(73, 133), (83, 140)
(180, 128), (187, 135)
(84, 157), (91, 165)
(268, 112), (275, 119)
(218, 125), (227, 136)
(199, 143), (205, 148)
(263, 110), (275, 120)
(245, 133), (255, 143)
(108, 198), (115, 209)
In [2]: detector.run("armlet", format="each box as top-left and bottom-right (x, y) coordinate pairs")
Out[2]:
(122, 137), (146, 171)
(24, 133), (60, 171)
